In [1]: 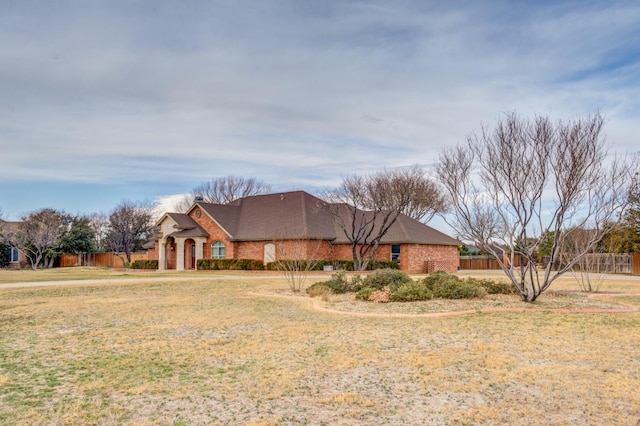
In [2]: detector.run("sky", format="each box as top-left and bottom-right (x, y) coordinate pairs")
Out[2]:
(1, 0), (639, 233)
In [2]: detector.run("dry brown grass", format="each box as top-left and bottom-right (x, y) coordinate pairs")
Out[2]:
(0, 269), (639, 425)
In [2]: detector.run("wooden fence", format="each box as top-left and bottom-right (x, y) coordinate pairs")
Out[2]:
(461, 253), (640, 275)
(566, 253), (632, 274)
(59, 252), (148, 268)
(459, 256), (502, 270)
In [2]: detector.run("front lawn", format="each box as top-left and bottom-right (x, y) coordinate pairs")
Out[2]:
(1, 272), (639, 424)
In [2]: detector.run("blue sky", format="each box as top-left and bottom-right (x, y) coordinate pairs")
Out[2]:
(1, 1), (639, 231)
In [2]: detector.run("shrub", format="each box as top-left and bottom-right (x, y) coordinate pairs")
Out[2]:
(421, 270), (455, 292)
(467, 278), (516, 295)
(311, 271), (353, 294)
(306, 283), (332, 300)
(367, 260), (400, 270)
(420, 270), (487, 299)
(361, 269), (413, 292)
(197, 258), (265, 270)
(436, 280), (487, 299)
(355, 287), (375, 300)
(390, 282), (433, 302)
(129, 259), (158, 269)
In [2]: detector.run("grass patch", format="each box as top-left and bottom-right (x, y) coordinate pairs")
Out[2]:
(0, 272), (639, 424)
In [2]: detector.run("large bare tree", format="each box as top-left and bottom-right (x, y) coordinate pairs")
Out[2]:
(14, 208), (68, 270)
(437, 112), (635, 302)
(106, 200), (153, 264)
(325, 166), (445, 271)
(399, 165), (448, 222)
(194, 175), (272, 204)
(173, 175), (273, 212)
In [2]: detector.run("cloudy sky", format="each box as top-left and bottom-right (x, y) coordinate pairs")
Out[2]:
(1, 0), (639, 224)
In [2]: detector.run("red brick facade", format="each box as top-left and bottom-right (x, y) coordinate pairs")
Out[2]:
(150, 215), (460, 274)
(150, 193), (460, 273)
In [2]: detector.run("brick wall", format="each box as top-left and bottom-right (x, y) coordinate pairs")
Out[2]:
(403, 244), (459, 273)
(188, 209), (236, 259)
(330, 243), (391, 262)
(236, 240), (334, 264)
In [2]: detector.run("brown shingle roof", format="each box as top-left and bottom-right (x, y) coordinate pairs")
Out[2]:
(191, 191), (458, 246)
(328, 203), (459, 245)
(196, 191), (335, 241)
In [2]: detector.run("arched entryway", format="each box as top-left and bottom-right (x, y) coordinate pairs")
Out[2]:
(185, 239), (196, 270)
(165, 237), (176, 270)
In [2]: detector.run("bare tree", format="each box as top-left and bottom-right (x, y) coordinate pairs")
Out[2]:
(14, 208), (68, 270)
(562, 227), (608, 293)
(106, 200), (153, 264)
(437, 112), (636, 302)
(399, 165), (448, 222)
(270, 239), (323, 292)
(191, 175), (272, 204)
(325, 166), (445, 271)
(88, 212), (110, 252)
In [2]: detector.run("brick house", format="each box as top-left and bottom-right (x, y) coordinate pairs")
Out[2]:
(148, 191), (460, 273)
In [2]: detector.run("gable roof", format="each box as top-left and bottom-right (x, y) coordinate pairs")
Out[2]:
(178, 191), (459, 246)
(155, 213), (208, 238)
(195, 191), (335, 241)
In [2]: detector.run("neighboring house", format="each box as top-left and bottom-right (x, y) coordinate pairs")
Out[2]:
(148, 191), (459, 273)
(0, 219), (27, 268)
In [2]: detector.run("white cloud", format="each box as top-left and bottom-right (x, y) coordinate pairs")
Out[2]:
(1, 0), (639, 219)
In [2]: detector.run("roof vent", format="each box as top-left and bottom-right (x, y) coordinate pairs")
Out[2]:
(194, 195), (204, 202)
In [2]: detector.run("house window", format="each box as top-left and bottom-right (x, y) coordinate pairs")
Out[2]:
(211, 241), (225, 259)
(10, 247), (19, 263)
(391, 244), (401, 261)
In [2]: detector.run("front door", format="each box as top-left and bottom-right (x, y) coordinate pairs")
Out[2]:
(191, 244), (196, 269)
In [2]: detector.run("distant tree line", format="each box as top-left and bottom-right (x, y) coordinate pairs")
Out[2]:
(0, 201), (154, 270)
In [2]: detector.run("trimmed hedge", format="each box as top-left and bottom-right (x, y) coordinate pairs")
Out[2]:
(197, 258), (265, 270)
(266, 259), (399, 271)
(129, 260), (158, 270)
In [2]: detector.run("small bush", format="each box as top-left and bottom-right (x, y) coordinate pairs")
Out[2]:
(361, 269), (413, 292)
(308, 271), (353, 294)
(129, 260), (158, 269)
(436, 280), (487, 299)
(355, 287), (375, 301)
(421, 270), (455, 292)
(420, 271), (487, 299)
(390, 282), (433, 302)
(306, 283), (332, 300)
(468, 278), (516, 295)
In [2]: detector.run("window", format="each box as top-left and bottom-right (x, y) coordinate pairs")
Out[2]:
(10, 247), (19, 263)
(391, 244), (401, 261)
(211, 241), (225, 259)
